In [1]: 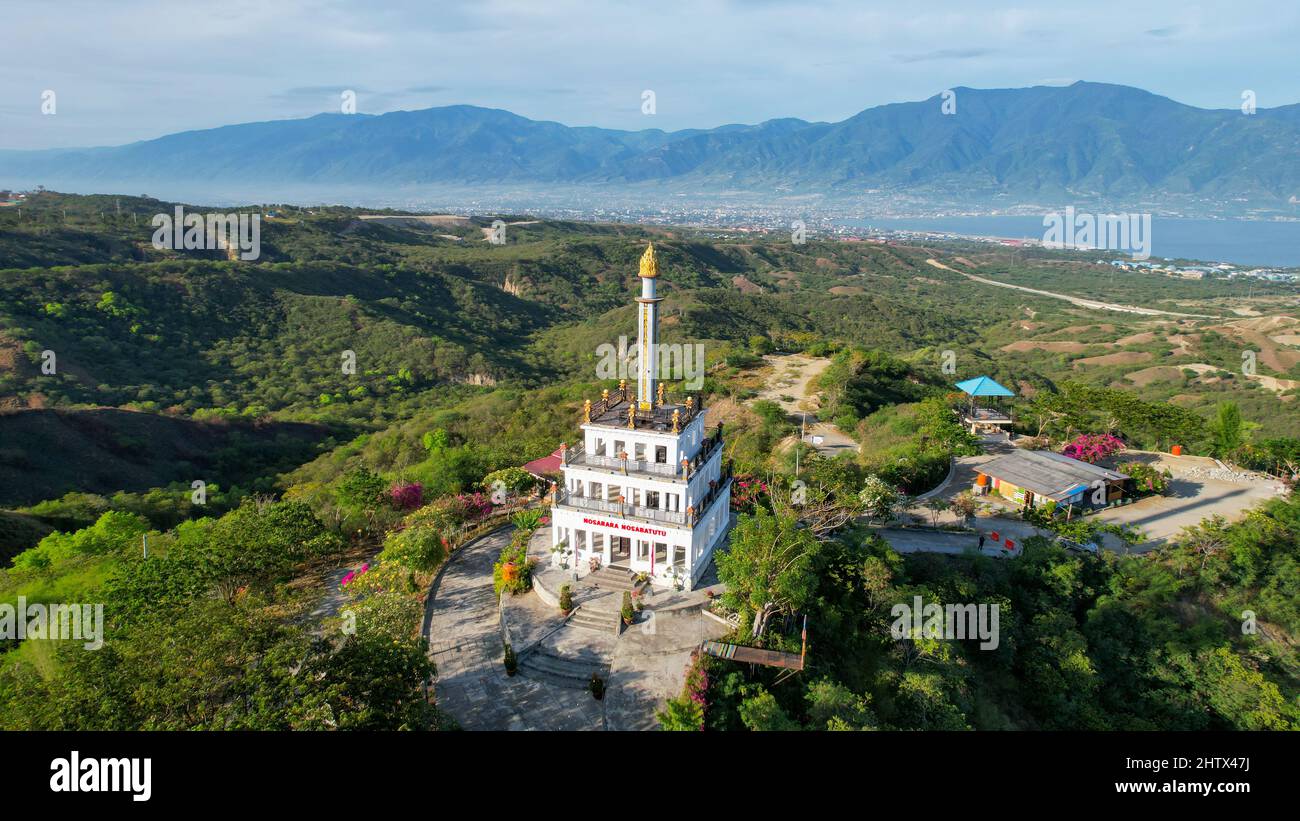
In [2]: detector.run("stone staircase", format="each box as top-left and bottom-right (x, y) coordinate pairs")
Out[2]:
(587, 565), (641, 593)
(566, 604), (622, 635)
(518, 644), (610, 689)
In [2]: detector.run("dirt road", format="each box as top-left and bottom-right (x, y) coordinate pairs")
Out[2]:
(925, 259), (1220, 319)
(754, 354), (858, 457)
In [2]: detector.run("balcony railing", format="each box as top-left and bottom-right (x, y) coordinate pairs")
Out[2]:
(555, 489), (688, 526)
(554, 461), (733, 529)
(565, 444), (680, 478)
(564, 424), (725, 481)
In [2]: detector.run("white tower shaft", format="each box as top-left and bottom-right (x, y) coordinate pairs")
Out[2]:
(635, 244), (662, 411)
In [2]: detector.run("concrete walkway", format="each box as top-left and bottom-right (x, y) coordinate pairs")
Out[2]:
(876, 527), (1020, 558)
(423, 526), (604, 730)
(524, 526), (730, 730)
(424, 524), (729, 730)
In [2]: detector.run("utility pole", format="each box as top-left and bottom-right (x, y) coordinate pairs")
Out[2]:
(142, 533), (148, 559)
(795, 412), (805, 476)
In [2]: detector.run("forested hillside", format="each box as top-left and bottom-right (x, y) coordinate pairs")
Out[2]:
(0, 192), (1295, 731)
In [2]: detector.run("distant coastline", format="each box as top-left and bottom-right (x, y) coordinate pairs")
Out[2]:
(838, 216), (1300, 269)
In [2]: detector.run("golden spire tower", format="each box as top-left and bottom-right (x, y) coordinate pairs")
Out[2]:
(635, 244), (663, 411)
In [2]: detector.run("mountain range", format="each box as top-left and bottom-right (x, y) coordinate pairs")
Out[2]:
(4, 82), (1300, 211)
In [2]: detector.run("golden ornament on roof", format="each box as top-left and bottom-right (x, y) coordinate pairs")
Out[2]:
(639, 243), (658, 278)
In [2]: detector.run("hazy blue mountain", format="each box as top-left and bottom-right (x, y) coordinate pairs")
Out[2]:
(4, 82), (1298, 207)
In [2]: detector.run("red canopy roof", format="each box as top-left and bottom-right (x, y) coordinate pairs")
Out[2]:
(522, 447), (564, 479)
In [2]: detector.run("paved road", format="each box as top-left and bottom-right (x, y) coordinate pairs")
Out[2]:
(423, 526), (604, 730)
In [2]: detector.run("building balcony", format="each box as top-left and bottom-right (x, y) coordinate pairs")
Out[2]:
(554, 488), (688, 526)
(553, 462), (732, 530)
(564, 444), (681, 478)
(563, 425), (724, 481)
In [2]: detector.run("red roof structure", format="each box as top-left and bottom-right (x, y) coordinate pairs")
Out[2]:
(522, 447), (564, 480)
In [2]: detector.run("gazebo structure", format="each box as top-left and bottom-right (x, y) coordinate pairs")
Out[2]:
(954, 376), (1015, 435)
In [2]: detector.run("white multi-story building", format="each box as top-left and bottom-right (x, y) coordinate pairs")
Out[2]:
(548, 244), (731, 590)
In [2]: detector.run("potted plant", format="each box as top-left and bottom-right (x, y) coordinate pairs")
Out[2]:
(632, 590), (645, 613)
(559, 584), (573, 615)
(588, 673), (605, 701)
(588, 555), (601, 572)
(503, 643), (517, 676)
(621, 591), (635, 626)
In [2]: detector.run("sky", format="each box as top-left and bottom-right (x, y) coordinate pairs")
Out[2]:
(2, 0), (1299, 150)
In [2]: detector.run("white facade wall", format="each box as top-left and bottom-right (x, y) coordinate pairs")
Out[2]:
(551, 414), (729, 591)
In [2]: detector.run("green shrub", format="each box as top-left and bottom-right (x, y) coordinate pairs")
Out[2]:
(510, 507), (544, 533)
(492, 539), (534, 596)
(559, 584), (573, 613)
(378, 523), (447, 573)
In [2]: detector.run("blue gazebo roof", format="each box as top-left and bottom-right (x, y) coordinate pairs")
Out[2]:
(954, 376), (1015, 397)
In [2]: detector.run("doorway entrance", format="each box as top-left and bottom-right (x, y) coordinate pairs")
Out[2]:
(610, 536), (631, 567)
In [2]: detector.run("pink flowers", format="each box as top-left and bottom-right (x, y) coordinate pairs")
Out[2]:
(388, 482), (424, 510)
(452, 492), (494, 521)
(340, 562), (370, 588)
(1061, 433), (1125, 464)
(684, 656), (710, 722)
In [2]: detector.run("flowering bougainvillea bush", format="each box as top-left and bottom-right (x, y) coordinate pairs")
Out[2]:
(1061, 433), (1125, 463)
(338, 561), (424, 643)
(340, 562), (370, 589)
(731, 474), (770, 514)
(1120, 462), (1172, 495)
(388, 481), (424, 510)
(657, 653), (710, 730)
(451, 492), (494, 522)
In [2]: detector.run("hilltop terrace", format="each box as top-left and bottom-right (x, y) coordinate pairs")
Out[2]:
(581, 382), (703, 434)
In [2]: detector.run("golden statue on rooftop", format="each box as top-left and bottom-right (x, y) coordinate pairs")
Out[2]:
(627, 404), (636, 429)
(671, 408), (680, 433)
(657, 382), (665, 407)
(583, 398), (592, 424)
(639, 243), (658, 279)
